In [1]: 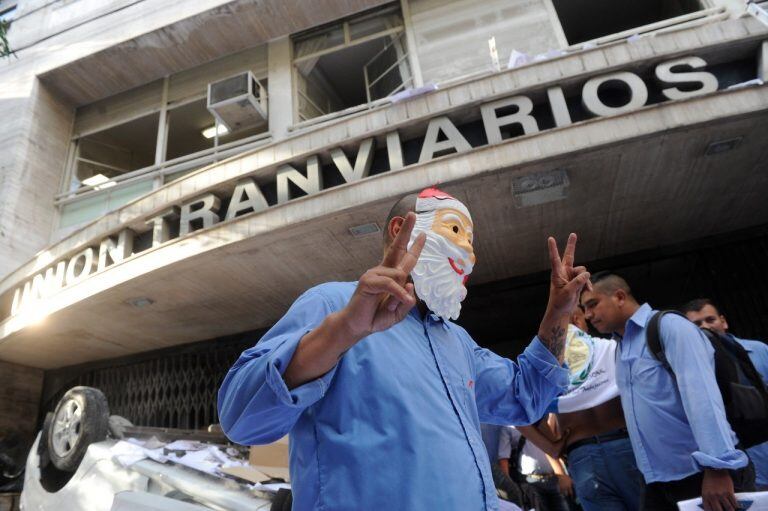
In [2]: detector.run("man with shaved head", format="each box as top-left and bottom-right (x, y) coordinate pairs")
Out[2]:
(580, 272), (754, 511)
(219, 187), (591, 511)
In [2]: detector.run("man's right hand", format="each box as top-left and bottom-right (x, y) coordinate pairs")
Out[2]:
(702, 468), (740, 511)
(556, 474), (575, 499)
(339, 212), (426, 341)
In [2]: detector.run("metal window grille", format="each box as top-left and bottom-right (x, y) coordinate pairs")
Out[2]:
(43, 335), (256, 431)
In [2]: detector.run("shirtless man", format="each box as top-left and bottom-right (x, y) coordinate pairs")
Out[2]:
(520, 306), (643, 511)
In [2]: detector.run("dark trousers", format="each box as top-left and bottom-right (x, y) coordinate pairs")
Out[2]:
(641, 463), (756, 511)
(526, 475), (571, 511)
(491, 463), (527, 508)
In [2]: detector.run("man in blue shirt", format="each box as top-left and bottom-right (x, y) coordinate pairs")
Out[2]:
(218, 187), (592, 511)
(580, 272), (754, 511)
(681, 298), (768, 492)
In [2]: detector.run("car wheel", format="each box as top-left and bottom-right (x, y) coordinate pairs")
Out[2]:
(47, 386), (109, 472)
(37, 412), (54, 469)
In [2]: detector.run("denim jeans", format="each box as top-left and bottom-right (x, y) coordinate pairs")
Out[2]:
(567, 436), (644, 511)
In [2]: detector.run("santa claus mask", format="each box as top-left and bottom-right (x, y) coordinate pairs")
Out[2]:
(407, 188), (475, 320)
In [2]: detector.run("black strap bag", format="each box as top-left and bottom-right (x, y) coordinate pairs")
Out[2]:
(646, 311), (768, 448)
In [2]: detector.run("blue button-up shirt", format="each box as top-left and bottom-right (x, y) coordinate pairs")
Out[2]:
(614, 303), (748, 483)
(733, 335), (768, 486)
(218, 282), (568, 511)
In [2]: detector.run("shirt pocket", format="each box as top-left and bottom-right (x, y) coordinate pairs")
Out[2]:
(436, 340), (475, 411)
(632, 355), (671, 392)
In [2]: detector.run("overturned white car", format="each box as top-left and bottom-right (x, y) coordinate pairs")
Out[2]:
(21, 386), (291, 511)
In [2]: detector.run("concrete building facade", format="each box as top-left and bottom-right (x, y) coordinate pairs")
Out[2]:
(1, 0), (768, 439)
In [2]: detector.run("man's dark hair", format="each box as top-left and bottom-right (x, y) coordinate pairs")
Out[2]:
(680, 298), (720, 315)
(589, 271), (634, 297)
(384, 193), (418, 244)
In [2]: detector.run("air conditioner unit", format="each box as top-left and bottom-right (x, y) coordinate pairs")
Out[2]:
(207, 71), (268, 132)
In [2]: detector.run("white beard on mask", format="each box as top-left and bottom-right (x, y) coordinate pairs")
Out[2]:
(409, 225), (473, 321)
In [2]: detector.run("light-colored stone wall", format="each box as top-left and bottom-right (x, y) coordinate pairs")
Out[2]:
(0, 81), (73, 279)
(0, 0), (239, 278)
(0, 0), (389, 279)
(0, 0), (758, 283)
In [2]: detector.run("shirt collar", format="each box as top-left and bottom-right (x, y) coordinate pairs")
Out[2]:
(613, 303), (652, 340)
(627, 303), (653, 329)
(727, 333), (753, 352)
(408, 305), (445, 324)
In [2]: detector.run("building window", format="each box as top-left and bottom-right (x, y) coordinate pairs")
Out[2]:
(292, 5), (412, 122)
(165, 99), (216, 162)
(551, 0), (703, 44)
(72, 113), (160, 192)
(59, 44), (271, 231)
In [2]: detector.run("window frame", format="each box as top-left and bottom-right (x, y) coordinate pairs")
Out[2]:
(291, 4), (410, 124)
(549, 0), (716, 48)
(57, 70), (272, 227)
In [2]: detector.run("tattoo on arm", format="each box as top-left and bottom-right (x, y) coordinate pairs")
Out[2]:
(542, 324), (566, 360)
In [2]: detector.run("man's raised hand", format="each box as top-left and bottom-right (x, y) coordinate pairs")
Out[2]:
(546, 233), (591, 316)
(538, 233), (591, 362)
(339, 212), (426, 340)
(284, 214), (424, 389)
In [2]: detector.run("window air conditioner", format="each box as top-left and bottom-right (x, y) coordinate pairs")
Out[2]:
(207, 71), (268, 132)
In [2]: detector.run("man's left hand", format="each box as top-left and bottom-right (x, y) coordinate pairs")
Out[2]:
(537, 233), (591, 362)
(702, 469), (740, 511)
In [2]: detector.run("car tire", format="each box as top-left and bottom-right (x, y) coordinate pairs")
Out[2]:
(270, 488), (292, 511)
(37, 412), (54, 469)
(47, 386), (109, 472)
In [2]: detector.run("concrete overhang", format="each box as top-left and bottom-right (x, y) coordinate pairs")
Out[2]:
(3, 18), (768, 369)
(36, 0), (391, 106)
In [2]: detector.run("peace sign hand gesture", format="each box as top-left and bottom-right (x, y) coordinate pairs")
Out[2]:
(546, 233), (592, 316)
(338, 212), (426, 341)
(538, 233), (591, 362)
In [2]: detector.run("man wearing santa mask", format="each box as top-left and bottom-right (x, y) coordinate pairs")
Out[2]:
(218, 187), (591, 511)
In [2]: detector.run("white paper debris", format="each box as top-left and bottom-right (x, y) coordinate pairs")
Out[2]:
(170, 446), (237, 476)
(111, 440), (168, 468)
(507, 50), (531, 69)
(533, 49), (566, 63)
(251, 482), (292, 493)
(727, 78), (764, 90)
(389, 83), (439, 103)
(165, 440), (206, 451)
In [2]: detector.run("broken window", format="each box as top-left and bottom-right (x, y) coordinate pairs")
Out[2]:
(165, 99), (216, 161)
(72, 113), (159, 192)
(552, 0), (703, 44)
(293, 5), (412, 122)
